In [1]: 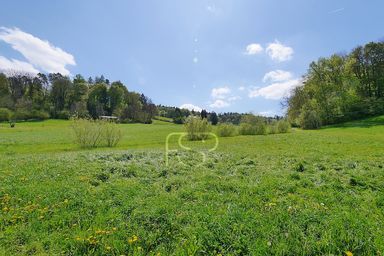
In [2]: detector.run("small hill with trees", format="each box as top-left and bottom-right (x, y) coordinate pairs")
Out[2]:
(286, 41), (384, 129)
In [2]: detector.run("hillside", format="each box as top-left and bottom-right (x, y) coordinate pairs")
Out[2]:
(0, 118), (383, 254)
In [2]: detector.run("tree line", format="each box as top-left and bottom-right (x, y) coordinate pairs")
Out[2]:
(0, 72), (157, 123)
(286, 41), (384, 129)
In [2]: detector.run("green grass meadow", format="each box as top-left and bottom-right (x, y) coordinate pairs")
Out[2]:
(0, 119), (384, 255)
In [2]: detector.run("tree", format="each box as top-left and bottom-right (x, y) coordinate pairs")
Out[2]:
(87, 83), (108, 118)
(209, 112), (218, 125)
(200, 109), (208, 119)
(108, 81), (128, 115)
(50, 76), (72, 113)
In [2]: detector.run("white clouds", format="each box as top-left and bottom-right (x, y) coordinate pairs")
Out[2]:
(211, 86), (231, 99)
(248, 79), (300, 100)
(180, 104), (202, 112)
(265, 41), (293, 62)
(209, 99), (230, 108)
(263, 70), (293, 83)
(206, 5), (222, 16)
(0, 27), (76, 75)
(0, 56), (39, 74)
(245, 43), (263, 55)
(238, 86), (245, 91)
(209, 86), (241, 109)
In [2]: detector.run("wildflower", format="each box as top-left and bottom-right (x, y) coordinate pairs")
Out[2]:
(112, 227), (117, 231)
(87, 236), (98, 245)
(128, 235), (138, 244)
(106, 246), (112, 250)
(345, 251), (353, 256)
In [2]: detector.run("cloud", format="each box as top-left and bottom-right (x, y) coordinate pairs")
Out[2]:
(263, 70), (293, 83)
(248, 79), (301, 100)
(228, 96), (241, 101)
(258, 110), (278, 117)
(211, 86), (231, 99)
(209, 99), (230, 108)
(245, 43), (263, 55)
(328, 7), (345, 14)
(266, 40), (293, 62)
(0, 27), (76, 75)
(206, 5), (222, 15)
(238, 86), (245, 91)
(180, 103), (202, 112)
(0, 56), (39, 74)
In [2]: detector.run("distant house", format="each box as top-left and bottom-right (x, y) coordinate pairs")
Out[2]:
(99, 116), (119, 122)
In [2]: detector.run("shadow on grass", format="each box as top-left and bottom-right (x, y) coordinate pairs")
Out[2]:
(325, 116), (384, 129)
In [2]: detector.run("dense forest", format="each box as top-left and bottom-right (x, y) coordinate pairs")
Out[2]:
(0, 73), (157, 123)
(286, 41), (384, 129)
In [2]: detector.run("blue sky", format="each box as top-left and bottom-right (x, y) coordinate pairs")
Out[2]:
(0, 0), (383, 115)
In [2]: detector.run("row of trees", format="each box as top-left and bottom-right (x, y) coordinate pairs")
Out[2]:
(0, 72), (157, 123)
(286, 41), (384, 128)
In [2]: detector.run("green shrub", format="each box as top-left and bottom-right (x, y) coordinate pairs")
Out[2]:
(71, 119), (122, 148)
(300, 109), (321, 129)
(13, 110), (30, 121)
(103, 121), (123, 147)
(0, 108), (12, 122)
(57, 110), (71, 120)
(268, 124), (278, 134)
(239, 123), (256, 135)
(184, 116), (211, 141)
(255, 122), (267, 135)
(30, 110), (50, 120)
(216, 123), (237, 137)
(72, 119), (104, 148)
(277, 120), (291, 133)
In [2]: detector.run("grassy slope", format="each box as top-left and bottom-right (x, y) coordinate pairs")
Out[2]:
(0, 118), (383, 255)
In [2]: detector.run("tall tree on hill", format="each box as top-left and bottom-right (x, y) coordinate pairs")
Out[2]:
(201, 109), (208, 119)
(209, 111), (218, 125)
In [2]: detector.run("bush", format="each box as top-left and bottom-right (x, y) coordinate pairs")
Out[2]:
(277, 120), (291, 133)
(216, 123), (237, 137)
(71, 119), (122, 148)
(57, 110), (71, 120)
(0, 108), (12, 122)
(268, 124), (278, 134)
(30, 110), (50, 120)
(103, 121), (123, 147)
(239, 123), (256, 135)
(300, 109), (321, 129)
(184, 116), (211, 141)
(255, 122), (267, 135)
(13, 110), (30, 121)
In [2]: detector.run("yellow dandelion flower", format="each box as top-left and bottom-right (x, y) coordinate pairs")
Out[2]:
(128, 235), (138, 244)
(345, 251), (353, 256)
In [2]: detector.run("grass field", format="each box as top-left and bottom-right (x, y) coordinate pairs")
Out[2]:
(0, 118), (384, 255)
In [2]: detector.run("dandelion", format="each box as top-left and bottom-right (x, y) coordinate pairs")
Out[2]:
(345, 251), (353, 256)
(87, 236), (98, 245)
(128, 235), (138, 244)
